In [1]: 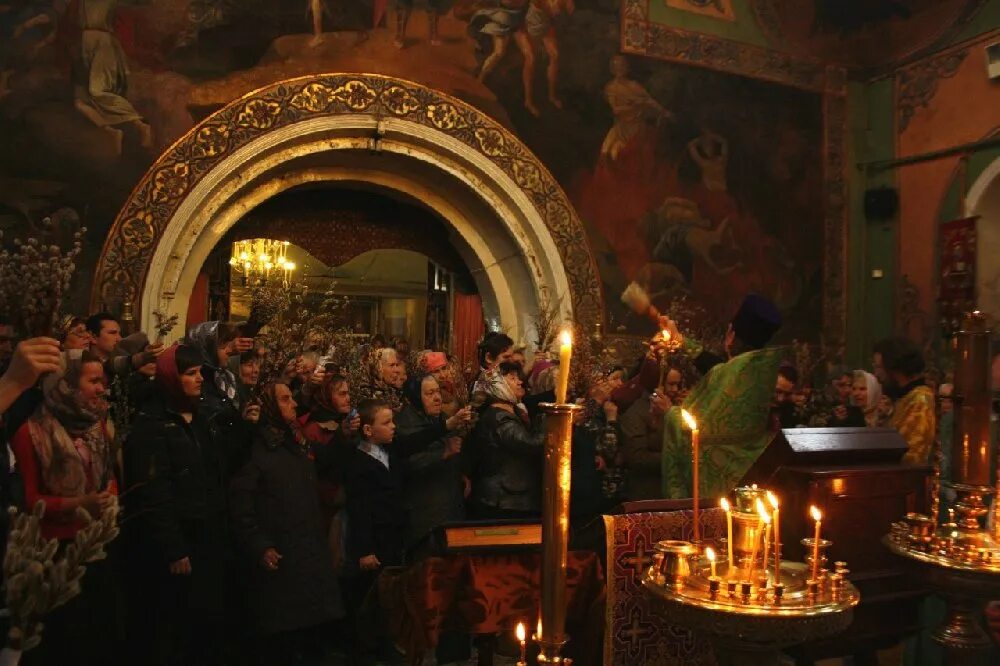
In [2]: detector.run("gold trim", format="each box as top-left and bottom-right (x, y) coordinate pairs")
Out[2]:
(90, 73), (604, 327)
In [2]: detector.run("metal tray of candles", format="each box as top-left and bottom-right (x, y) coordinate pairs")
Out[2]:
(642, 553), (859, 650)
(643, 557), (859, 617)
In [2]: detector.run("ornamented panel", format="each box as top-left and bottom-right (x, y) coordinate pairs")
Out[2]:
(91, 74), (604, 327)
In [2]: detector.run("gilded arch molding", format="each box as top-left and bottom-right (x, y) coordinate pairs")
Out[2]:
(91, 74), (603, 333)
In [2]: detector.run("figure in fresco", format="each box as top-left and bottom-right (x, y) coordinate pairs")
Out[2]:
(601, 54), (672, 161)
(394, 0), (454, 48)
(687, 129), (728, 193)
(307, 0), (330, 46)
(517, 0), (574, 115)
(0, 0), (66, 98)
(71, 0), (152, 154)
(465, 0), (573, 116)
(578, 54), (676, 283)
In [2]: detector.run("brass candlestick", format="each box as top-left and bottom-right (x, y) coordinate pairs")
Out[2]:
(884, 311), (1000, 664)
(645, 535), (858, 665)
(537, 402), (583, 664)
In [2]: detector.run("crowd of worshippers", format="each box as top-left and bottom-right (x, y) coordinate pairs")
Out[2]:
(0, 301), (994, 665)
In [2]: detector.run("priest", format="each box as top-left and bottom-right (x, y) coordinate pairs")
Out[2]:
(660, 294), (785, 499)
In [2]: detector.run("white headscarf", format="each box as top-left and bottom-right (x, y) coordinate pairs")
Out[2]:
(852, 370), (882, 412)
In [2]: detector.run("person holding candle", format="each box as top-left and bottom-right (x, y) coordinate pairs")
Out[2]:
(660, 294), (785, 499)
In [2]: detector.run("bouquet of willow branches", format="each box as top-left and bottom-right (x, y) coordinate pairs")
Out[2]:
(3, 500), (119, 652)
(0, 218), (85, 337)
(246, 281), (292, 337)
(531, 293), (563, 354)
(152, 309), (180, 343)
(567, 321), (618, 400)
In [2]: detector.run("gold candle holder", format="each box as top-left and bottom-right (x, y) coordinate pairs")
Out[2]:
(537, 402), (583, 664)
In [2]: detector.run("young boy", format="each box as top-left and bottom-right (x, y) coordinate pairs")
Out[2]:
(346, 399), (405, 575)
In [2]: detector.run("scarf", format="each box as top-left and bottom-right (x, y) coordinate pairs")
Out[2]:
(475, 367), (528, 419)
(186, 321), (240, 405)
(358, 348), (403, 410)
(854, 370), (882, 414)
(155, 344), (203, 413)
(28, 350), (110, 497)
(258, 382), (303, 450)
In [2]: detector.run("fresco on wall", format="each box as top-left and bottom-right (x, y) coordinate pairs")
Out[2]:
(752, 0), (988, 70)
(0, 0), (824, 340)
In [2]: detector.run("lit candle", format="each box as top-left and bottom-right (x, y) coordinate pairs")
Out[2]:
(681, 409), (700, 543)
(555, 329), (572, 404)
(746, 499), (763, 582)
(720, 497), (734, 578)
(536, 617), (542, 643)
(810, 506), (822, 580)
(516, 622), (527, 666)
(767, 491), (780, 585)
(758, 500), (772, 587)
(706, 547), (717, 579)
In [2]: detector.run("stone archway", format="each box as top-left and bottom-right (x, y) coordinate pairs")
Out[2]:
(91, 74), (603, 343)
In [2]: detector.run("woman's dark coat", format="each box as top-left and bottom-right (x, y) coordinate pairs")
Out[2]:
(229, 427), (344, 635)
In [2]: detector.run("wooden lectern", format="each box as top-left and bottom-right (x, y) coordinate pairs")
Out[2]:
(742, 427), (933, 664)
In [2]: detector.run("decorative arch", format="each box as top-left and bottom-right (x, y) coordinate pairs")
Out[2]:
(91, 74), (603, 342)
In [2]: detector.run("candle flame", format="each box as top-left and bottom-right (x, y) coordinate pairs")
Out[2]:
(681, 408), (697, 430)
(810, 505), (822, 522)
(720, 497), (730, 512)
(560, 329), (572, 347)
(661, 329), (671, 342)
(516, 622), (526, 642)
(537, 617), (542, 639)
(757, 498), (772, 523)
(705, 547), (716, 562)
(767, 491), (779, 510)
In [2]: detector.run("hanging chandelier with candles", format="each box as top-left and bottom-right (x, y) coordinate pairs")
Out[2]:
(229, 238), (296, 286)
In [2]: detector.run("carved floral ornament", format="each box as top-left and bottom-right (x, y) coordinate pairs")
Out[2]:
(91, 74), (603, 327)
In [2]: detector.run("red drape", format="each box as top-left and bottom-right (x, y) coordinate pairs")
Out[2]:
(185, 272), (209, 330)
(452, 293), (484, 372)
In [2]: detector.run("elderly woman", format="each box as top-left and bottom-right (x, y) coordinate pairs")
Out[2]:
(851, 370), (883, 428)
(469, 362), (544, 519)
(230, 382), (343, 662)
(10, 348), (119, 664)
(415, 350), (466, 417)
(360, 347), (407, 410)
(396, 373), (466, 551)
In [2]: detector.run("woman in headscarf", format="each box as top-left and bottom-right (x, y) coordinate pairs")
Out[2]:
(397, 373), (472, 666)
(186, 320), (256, 472)
(122, 344), (229, 665)
(10, 348), (119, 664)
(230, 382), (344, 664)
(359, 347), (405, 410)
(298, 373), (360, 570)
(397, 374), (466, 550)
(414, 350), (464, 416)
(468, 362), (544, 519)
(11, 349), (115, 538)
(851, 370), (883, 428)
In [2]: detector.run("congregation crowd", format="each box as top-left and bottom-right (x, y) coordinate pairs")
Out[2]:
(0, 293), (993, 665)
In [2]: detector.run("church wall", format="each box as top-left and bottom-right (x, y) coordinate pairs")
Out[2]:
(891, 26), (1000, 342)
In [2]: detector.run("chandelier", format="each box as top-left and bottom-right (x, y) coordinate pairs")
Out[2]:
(229, 238), (296, 285)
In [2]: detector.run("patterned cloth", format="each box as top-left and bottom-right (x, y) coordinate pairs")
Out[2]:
(661, 347), (785, 498)
(892, 385), (936, 465)
(603, 508), (724, 666)
(379, 552), (603, 659)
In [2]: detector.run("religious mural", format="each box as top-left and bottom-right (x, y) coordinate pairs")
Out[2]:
(0, 0), (824, 340)
(752, 0), (988, 70)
